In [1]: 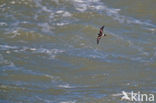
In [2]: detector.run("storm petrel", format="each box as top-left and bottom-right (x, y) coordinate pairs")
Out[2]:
(97, 25), (106, 44)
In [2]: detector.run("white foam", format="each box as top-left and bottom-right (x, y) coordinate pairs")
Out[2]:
(10, 30), (21, 38)
(0, 44), (18, 50)
(40, 48), (63, 55)
(56, 10), (64, 14)
(34, 0), (52, 13)
(38, 23), (51, 33)
(63, 11), (72, 17)
(0, 22), (7, 26)
(42, 6), (51, 12)
(30, 48), (37, 51)
(74, 0), (84, 3)
(91, 5), (103, 10)
(36, 48), (64, 54)
(33, 48), (64, 59)
(33, 0), (72, 28)
(0, 44), (64, 59)
(56, 10), (72, 17)
(6, 51), (11, 54)
(15, 47), (65, 59)
(60, 101), (76, 103)
(149, 28), (156, 32)
(75, 4), (87, 12)
(148, 28), (156, 33)
(0, 3), (6, 8)
(58, 84), (73, 88)
(44, 74), (54, 80)
(72, 0), (155, 27)
(56, 22), (67, 26)
(10, 1), (16, 4)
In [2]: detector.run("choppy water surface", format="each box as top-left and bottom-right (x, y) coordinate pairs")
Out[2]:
(0, 0), (156, 103)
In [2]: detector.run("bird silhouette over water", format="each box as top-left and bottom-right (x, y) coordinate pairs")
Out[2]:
(97, 25), (106, 44)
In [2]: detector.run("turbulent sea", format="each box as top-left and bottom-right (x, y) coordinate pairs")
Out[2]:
(0, 0), (156, 103)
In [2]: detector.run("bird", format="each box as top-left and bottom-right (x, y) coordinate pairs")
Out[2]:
(96, 25), (106, 44)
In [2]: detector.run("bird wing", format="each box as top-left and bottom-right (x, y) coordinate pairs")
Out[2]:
(97, 37), (101, 44)
(96, 25), (105, 45)
(100, 25), (104, 33)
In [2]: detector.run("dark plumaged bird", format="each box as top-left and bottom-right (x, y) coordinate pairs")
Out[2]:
(97, 25), (106, 44)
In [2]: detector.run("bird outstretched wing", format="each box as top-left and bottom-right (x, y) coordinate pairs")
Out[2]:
(97, 37), (100, 44)
(99, 25), (104, 34)
(97, 25), (105, 44)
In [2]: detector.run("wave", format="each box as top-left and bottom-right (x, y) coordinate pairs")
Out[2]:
(4, 29), (57, 42)
(56, 10), (72, 17)
(72, 0), (155, 28)
(58, 84), (74, 89)
(65, 46), (153, 63)
(34, 48), (64, 59)
(1, 0), (155, 36)
(33, 0), (72, 27)
(0, 44), (64, 59)
(0, 44), (18, 50)
(38, 23), (52, 33)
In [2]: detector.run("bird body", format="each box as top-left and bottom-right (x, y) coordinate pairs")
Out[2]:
(96, 25), (106, 44)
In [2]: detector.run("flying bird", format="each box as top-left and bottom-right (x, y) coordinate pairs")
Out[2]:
(97, 25), (106, 44)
